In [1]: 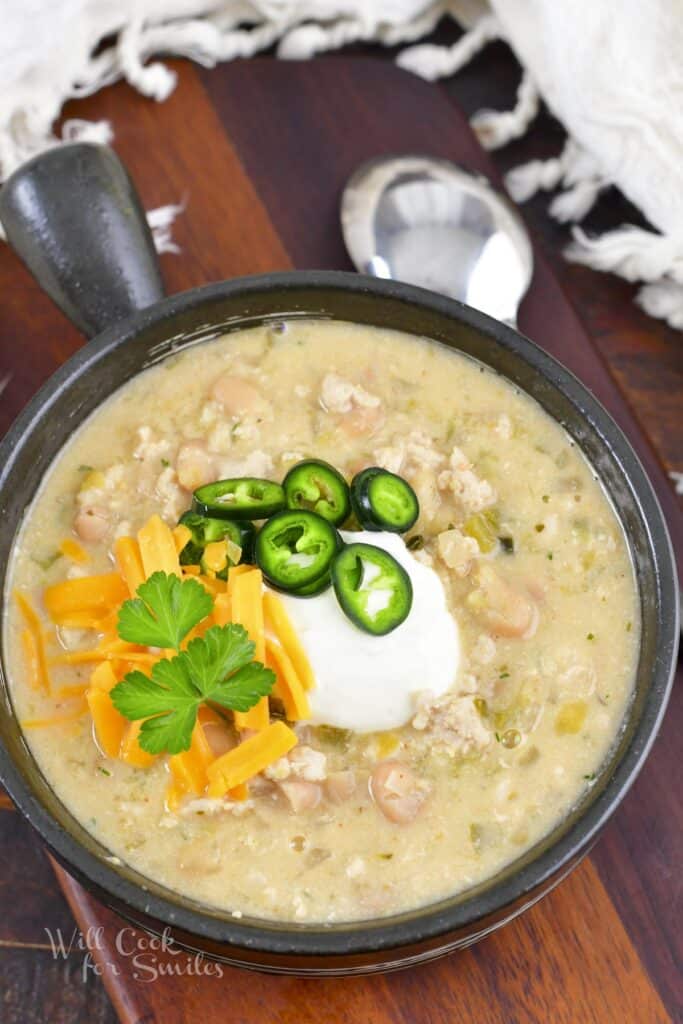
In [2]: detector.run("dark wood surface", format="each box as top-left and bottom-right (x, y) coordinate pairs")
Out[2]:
(0, 51), (680, 1024)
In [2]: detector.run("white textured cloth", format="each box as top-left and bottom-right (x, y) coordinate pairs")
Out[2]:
(1, 0), (683, 327)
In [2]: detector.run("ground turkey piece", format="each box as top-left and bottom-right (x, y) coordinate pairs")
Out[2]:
(319, 372), (380, 414)
(437, 446), (497, 514)
(412, 691), (492, 757)
(437, 528), (480, 577)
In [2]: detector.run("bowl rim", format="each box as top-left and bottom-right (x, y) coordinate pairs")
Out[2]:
(0, 269), (678, 957)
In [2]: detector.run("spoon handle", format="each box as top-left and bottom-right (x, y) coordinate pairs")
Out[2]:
(0, 143), (164, 339)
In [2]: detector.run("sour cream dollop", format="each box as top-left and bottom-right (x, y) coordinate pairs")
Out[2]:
(274, 531), (459, 732)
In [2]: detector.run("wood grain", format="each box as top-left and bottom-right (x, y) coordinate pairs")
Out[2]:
(59, 61), (292, 291)
(55, 858), (671, 1024)
(0, 808), (117, 1024)
(0, 54), (680, 1024)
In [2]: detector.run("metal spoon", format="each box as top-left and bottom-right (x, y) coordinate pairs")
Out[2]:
(341, 155), (533, 325)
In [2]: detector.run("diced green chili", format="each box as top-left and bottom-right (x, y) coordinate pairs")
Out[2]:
(350, 468), (419, 533)
(315, 725), (352, 748)
(331, 542), (413, 635)
(254, 510), (339, 590)
(193, 478), (285, 521)
(463, 509), (499, 552)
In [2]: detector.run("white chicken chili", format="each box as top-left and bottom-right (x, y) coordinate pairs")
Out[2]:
(5, 319), (639, 923)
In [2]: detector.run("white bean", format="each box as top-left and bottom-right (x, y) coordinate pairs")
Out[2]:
(74, 506), (109, 543)
(211, 374), (269, 419)
(176, 441), (216, 491)
(369, 761), (428, 824)
(324, 770), (356, 805)
(468, 566), (538, 639)
(278, 779), (322, 813)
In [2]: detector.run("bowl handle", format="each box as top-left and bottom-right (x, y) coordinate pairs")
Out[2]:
(0, 143), (164, 338)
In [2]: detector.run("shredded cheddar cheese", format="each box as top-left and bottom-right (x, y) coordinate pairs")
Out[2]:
(115, 537), (145, 598)
(44, 573), (128, 623)
(231, 569), (269, 731)
(59, 538), (90, 564)
(207, 722), (298, 797)
(172, 524), (193, 557)
(137, 515), (181, 579)
(24, 512), (317, 812)
(263, 591), (315, 691)
(15, 591), (50, 693)
(86, 662), (128, 758)
(265, 638), (311, 721)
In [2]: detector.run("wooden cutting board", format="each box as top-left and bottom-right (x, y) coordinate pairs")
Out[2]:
(1, 57), (681, 1023)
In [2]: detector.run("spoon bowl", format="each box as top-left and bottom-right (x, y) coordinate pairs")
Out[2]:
(341, 155), (533, 324)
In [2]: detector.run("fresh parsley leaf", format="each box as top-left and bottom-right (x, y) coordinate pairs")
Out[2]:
(181, 625), (255, 695)
(110, 624), (275, 754)
(117, 572), (213, 651)
(137, 702), (201, 756)
(209, 662), (276, 712)
(111, 666), (196, 719)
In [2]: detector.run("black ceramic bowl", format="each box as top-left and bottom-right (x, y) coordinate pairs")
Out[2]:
(0, 145), (678, 975)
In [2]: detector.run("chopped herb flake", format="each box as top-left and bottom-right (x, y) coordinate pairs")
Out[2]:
(583, 772), (596, 781)
(587, 633), (595, 641)
(33, 552), (63, 571)
(97, 767), (111, 777)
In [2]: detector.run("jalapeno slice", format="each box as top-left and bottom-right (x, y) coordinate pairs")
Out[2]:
(332, 542), (413, 635)
(193, 478), (285, 521)
(255, 510), (339, 589)
(350, 468), (419, 533)
(178, 511), (255, 566)
(295, 573), (333, 596)
(271, 571), (333, 599)
(283, 459), (351, 526)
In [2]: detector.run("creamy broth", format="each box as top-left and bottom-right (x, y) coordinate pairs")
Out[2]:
(4, 320), (639, 923)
